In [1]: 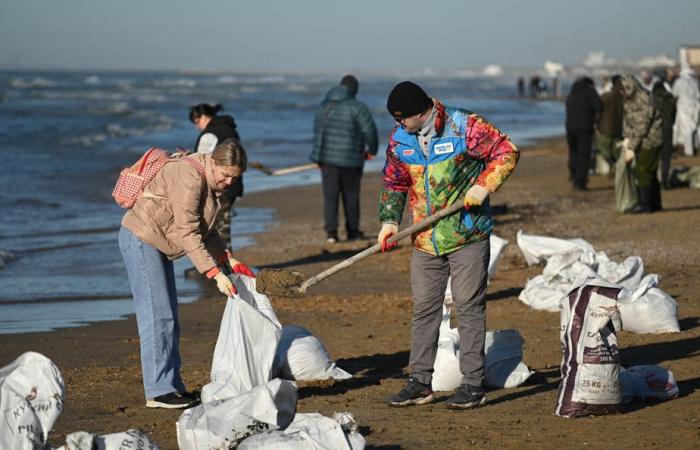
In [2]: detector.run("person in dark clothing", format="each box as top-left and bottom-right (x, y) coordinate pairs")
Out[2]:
(310, 75), (378, 243)
(652, 74), (677, 189)
(565, 77), (603, 190)
(597, 75), (624, 166)
(189, 103), (243, 251)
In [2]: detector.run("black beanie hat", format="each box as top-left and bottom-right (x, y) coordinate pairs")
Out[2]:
(387, 81), (433, 119)
(340, 75), (359, 96)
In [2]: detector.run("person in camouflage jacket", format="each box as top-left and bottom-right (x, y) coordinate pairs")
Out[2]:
(620, 75), (663, 213)
(378, 81), (518, 410)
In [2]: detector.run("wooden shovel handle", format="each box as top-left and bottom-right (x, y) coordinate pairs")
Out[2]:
(299, 200), (465, 292)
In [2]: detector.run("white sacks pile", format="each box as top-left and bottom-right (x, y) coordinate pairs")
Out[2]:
(432, 306), (533, 391)
(517, 231), (680, 334)
(0, 352), (65, 450)
(178, 274), (363, 450)
(0, 352), (163, 450)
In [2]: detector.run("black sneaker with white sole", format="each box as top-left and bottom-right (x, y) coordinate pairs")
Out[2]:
(146, 391), (199, 409)
(446, 384), (486, 409)
(387, 377), (434, 407)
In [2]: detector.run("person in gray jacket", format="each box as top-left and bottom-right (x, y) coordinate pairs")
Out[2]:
(310, 75), (378, 243)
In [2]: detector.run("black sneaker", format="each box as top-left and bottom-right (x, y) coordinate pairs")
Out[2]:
(387, 377), (434, 407)
(326, 232), (339, 244)
(146, 391), (199, 409)
(446, 384), (487, 410)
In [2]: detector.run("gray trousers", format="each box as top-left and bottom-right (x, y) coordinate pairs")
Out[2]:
(409, 239), (489, 387)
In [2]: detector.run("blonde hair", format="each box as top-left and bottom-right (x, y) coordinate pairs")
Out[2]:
(211, 138), (247, 170)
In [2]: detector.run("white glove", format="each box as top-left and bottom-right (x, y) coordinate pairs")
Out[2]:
(377, 223), (399, 252)
(213, 272), (236, 297)
(624, 148), (635, 163)
(463, 184), (489, 207)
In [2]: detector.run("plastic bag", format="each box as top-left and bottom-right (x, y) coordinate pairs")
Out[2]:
(273, 325), (352, 381)
(432, 306), (533, 391)
(615, 154), (638, 213)
(516, 230), (595, 266)
(618, 274), (680, 334)
(61, 429), (161, 450)
(203, 274), (282, 403)
(0, 352), (65, 450)
(237, 413), (365, 450)
(620, 365), (679, 403)
(177, 379), (298, 450)
(555, 280), (622, 417)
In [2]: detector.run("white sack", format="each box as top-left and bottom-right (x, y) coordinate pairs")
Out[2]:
(432, 306), (533, 391)
(62, 429), (160, 450)
(555, 279), (621, 418)
(431, 307), (462, 391)
(618, 274), (680, 334)
(237, 413), (365, 450)
(177, 378), (297, 450)
(620, 365), (679, 403)
(488, 234), (509, 279)
(484, 329), (534, 389)
(204, 274), (282, 403)
(516, 230), (595, 266)
(0, 352), (65, 450)
(596, 254), (644, 290)
(518, 275), (567, 312)
(273, 325), (352, 382)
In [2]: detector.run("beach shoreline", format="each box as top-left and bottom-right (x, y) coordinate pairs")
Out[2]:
(1, 135), (699, 448)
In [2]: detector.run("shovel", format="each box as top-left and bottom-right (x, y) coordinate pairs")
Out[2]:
(249, 162), (318, 177)
(256, 200), (466, 297)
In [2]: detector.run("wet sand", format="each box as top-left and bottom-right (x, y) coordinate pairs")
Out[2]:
(1, 137), (699, 449)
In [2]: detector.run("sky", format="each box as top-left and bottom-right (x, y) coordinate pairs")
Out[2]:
(1, 0), (699, 72)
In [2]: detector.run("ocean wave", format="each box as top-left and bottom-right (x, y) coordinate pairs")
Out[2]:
(9, 77), (56, 89)
(153, 78), (197, 88)
(286, 83), (308, 92)
(84, 75), (100, 85)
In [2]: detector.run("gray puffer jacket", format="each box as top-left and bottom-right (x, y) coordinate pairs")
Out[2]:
(310, 85), (378, 168)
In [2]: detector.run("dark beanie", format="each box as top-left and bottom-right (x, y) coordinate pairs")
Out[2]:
(340, 75), (359, 96)
(387, 81), (433, 119)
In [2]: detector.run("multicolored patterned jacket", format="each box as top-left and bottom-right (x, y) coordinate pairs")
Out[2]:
(379, 100), (518, 256)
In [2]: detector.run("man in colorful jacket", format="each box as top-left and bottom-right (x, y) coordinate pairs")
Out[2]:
(378, 81), (518, 409)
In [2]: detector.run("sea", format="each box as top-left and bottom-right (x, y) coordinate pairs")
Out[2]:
(0, 69), (567, 334)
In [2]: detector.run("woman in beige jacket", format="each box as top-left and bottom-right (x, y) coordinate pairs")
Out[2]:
(119, 139), (255, 409)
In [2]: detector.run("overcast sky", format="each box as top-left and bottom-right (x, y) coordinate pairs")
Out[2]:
(1, 0), (698, 71)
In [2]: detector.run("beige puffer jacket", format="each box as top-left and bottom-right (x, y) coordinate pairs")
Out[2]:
(121, 153), (227, 273)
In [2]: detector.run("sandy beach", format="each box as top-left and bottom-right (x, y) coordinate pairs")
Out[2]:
(1, 136), (699, 449)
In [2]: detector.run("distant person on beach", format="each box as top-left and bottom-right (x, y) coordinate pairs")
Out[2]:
(189, 103), (243, 251)
(652, 71), (677, 189)
(671, 56), (700, 157)
(619, 75), (664, 213)
(517, 76), (525, 96)
(119, 139), (255, 409)
(310, 75), (378, 243)
(597, 75), (624, 167)
(378, 81), (518, 409)
(565, 77), (602, 190)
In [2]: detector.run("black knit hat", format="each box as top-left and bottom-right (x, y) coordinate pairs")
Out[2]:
(387, 81), (433, 119)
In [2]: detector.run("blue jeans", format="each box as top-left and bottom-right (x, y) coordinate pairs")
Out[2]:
(119, 226), (186, 399)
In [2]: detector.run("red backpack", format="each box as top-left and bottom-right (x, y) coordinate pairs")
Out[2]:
(112, 147), (205, 208)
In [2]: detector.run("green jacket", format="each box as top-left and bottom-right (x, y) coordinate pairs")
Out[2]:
(310, 85), (378, 168)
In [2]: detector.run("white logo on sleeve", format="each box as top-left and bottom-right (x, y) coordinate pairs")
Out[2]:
(433, 142), (454, 155)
